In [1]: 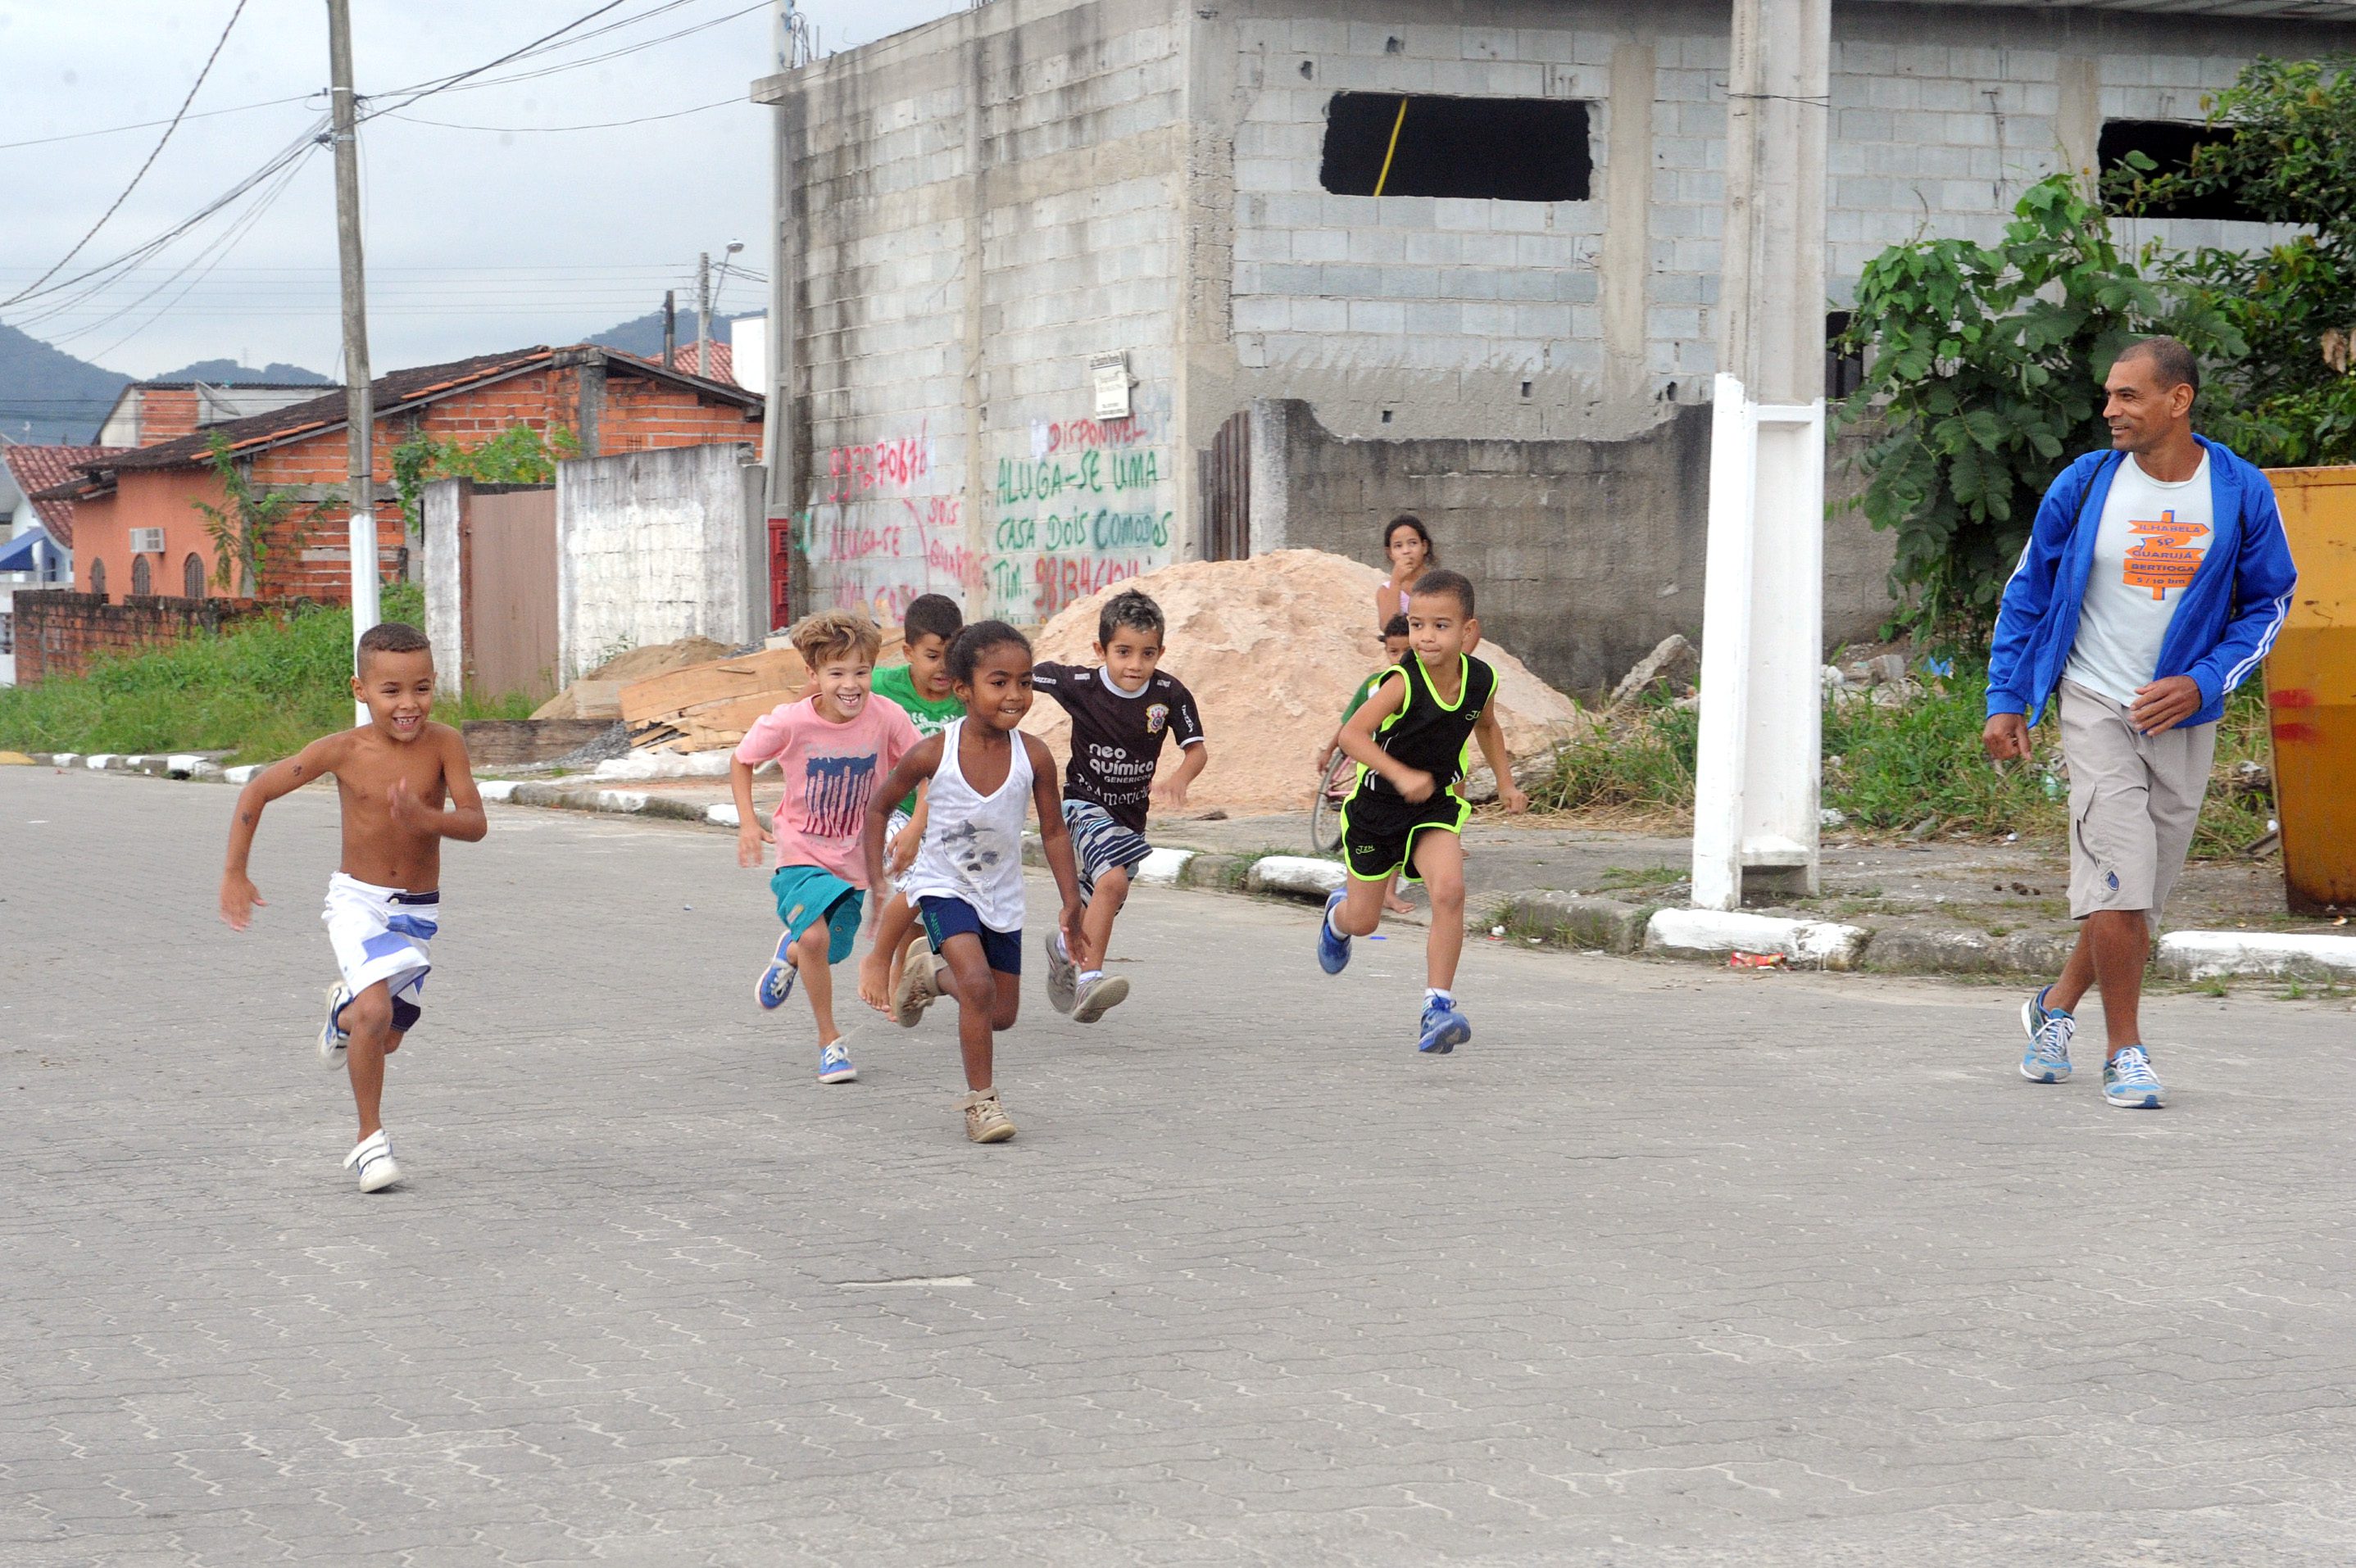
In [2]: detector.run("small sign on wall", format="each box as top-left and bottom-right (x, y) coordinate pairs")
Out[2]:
(1090, 351), (1131, 420)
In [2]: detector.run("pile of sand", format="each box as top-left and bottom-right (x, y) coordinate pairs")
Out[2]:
(1019, 549), (1585, 815)
(532, 636), (739, 720)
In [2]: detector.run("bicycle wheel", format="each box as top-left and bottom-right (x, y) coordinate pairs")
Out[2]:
(1309, 755), (1352, 854)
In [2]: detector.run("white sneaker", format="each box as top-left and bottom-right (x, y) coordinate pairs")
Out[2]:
(1044, 931), (1078, 1015)
(343, 1129), (401, 1192)
(1070, 972), (1129, 1024)
(320, 983), (351, 1071)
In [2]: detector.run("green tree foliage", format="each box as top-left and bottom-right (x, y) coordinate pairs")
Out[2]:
(391, 421), (579, 528)
(2108, 53), (2356, 468)
(1833, 175), (2242, 628)
(188, 433), (341, 596)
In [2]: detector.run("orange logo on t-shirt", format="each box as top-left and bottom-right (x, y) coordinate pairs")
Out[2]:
(2122, 510), (2208, 600)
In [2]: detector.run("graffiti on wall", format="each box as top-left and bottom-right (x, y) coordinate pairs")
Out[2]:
(798, 421), (977, 624)
(801, 394), (1178, 630)
(982, 404), (1174, 621)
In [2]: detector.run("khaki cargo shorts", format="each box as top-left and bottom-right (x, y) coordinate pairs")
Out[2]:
(2059, 679), (2218, 933)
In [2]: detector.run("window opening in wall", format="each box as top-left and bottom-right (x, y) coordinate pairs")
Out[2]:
(90, 558), (107, 600)
(1320, 93), (1593, 202)
(2097, 120), (2258, 222)
(0, 611), (11, 655)
(132, 555), (152, 596)
(184, 552), (207, 600)
(1825, 311), (1865, 401)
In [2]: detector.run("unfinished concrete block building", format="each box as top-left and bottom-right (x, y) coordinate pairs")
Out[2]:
(756, 0), (2354, 693)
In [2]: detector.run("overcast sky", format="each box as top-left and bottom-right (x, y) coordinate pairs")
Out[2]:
(0, 0), (968, 380)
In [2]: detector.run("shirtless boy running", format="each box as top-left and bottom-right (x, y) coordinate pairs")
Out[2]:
(220, 621), (487, 1193)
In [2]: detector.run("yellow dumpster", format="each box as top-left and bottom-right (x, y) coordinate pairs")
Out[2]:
(2263, 467), (2356, 913)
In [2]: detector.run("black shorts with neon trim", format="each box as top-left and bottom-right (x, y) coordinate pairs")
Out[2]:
(1339, 783), (1470, 884)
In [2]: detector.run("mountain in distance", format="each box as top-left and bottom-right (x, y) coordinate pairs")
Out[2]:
(0, 321), (130, 445)
(588, 307), (760, 361)
(151, 358), (330, 386)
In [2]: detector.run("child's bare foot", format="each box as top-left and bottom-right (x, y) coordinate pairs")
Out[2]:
(1383, 890), (1414, 916)
(856, 949), (892, 1015)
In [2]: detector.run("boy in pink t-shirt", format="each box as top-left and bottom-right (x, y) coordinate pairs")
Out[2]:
(730, 610), (919, 1085)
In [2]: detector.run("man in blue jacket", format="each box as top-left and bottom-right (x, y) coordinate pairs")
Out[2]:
(1984, 337), (2296, 1108)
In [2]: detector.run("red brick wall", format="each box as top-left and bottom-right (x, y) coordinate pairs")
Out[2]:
(11, 590), (265, 685)
(136, 389), (202, 446)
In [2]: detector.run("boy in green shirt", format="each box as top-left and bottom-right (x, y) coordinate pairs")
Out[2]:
(860, 594), (967, 1022)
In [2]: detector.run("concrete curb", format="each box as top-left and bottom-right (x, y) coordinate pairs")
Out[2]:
(34, 759), (2356, 985)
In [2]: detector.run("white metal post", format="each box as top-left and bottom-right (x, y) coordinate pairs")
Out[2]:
(1692, 0), (1830, 909)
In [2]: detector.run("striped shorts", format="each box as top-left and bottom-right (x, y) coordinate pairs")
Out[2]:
(1061, 799), (1151, 903)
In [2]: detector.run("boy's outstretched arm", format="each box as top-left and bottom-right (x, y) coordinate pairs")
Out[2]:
(1473, 707), (1528, 813)
(865, 737), (943, 918)
(729, 758), (774, 869)
(220, 733), (348, 929)
(1151, 740), (1210, 809)
(1336, 675), (1432, 800)
(386, 726), (488, 842)
(1025, 734), (1087, 963)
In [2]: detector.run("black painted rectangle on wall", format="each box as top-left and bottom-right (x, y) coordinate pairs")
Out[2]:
(1320, 93), (1592, 202)
(2097, 120), (2257, 222)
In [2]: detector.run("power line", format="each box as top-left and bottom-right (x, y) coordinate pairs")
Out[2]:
(383, 95), (746, 134)
(0, 91), (322, 155)
(2, 0), (252, 309)
(359, 0), (642, 116)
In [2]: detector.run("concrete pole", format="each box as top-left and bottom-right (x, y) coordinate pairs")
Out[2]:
(1691, 0), (1830, 909)
(327, 0), (378, 723)
(695, 252), (712, 379)
(663, 290), (677, 371)
(760, 0), (799, 628)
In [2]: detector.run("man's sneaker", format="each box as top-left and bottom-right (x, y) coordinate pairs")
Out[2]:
(2019, 986), (2075, 1083)
(1417, 998), (1471, 1054)
(961, 1089), (1016, 1144)
(320, 982), (351, 1071)
(1316, 889), (1352, 975)
(2104, 1045), (2167, 1108)
(819, 1038), (857, 1084)
(756, 932), (798, 1011)
(343, 1129), (401, 1193)
(1071, 973), (1129, 1024)
(891, 943), (942, 1028)
(1044, 931), (1078, 1015)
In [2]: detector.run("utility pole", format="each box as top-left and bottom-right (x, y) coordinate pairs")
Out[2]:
(663, 289), (677, 370)
(1690, 0), (1831, 910)
(327, 0), (378, 721)
(695, 252), (711, 378)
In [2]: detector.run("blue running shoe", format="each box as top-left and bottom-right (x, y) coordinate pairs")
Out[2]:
(1418, 998), (1471, 1054)
(818, 1038), (857, 1084)
(756, 932), (798, 1011)
(2104, 1045), (2166, 1108)
(2019, 985), (2074, 1083)
(1316, 888), (1351, 975)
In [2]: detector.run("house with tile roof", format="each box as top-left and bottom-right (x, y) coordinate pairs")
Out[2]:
(2, 442), (120, 684)
(42, 343), (761, 605)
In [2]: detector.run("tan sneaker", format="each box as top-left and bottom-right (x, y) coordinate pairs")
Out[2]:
(960, 1089), (1016, 1144)
(891, 943), (942, 1028)
(1069, 972), (1129, 1024)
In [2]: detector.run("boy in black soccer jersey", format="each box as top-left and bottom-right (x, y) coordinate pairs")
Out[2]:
(1033, 588), (1210, 1022)
(1317, 569), (1527, 1054)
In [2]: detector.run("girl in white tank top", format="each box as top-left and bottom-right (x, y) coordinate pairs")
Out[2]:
(904, 715), (1033, 932)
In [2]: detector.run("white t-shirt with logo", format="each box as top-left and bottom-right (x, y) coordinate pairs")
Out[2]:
(2062, 451), (2214, 706)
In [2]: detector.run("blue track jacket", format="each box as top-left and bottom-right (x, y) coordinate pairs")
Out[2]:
(1986, 435), (2298, 727)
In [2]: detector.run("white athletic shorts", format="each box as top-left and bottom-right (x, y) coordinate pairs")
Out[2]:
(321, 872), (440, 1028)
(886, 808), (918, 898)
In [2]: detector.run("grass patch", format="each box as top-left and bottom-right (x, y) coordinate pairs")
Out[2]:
(0, 583), (535, 765)
(1533, 659), (2272, 859)
(1596, 864), (1684, 891)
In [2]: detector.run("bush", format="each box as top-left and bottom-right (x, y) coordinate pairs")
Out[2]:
(0, 582), (529, 764)
(1531, 659), (2272, 859)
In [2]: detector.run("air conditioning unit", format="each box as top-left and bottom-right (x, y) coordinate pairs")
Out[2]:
(129, 528), (166, 554)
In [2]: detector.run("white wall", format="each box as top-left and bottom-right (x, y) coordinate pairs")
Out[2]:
(420, 478), (465, 696)
(555, 442), (762, 682)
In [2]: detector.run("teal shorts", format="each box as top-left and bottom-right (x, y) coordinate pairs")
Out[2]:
(771, 866), (865, 965)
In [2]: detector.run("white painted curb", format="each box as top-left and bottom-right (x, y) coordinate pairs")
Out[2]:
(1135, 846), (1195, 886)
(223, 764), (264, 785)
(1646, 908), (1871, 970)
(706, 803), (741, 828)
(593, 750), (731, 781)
(1247, 855), (1346, 900)
(50, 753), (80, 768)
(84, 754), (116, 770)
(2158, 930), (2356, 983)
(587, 789), (649, 813)
(477, 779), (521, 802)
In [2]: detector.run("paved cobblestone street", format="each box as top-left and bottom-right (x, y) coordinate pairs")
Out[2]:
(6, 767), (2355, 1566)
